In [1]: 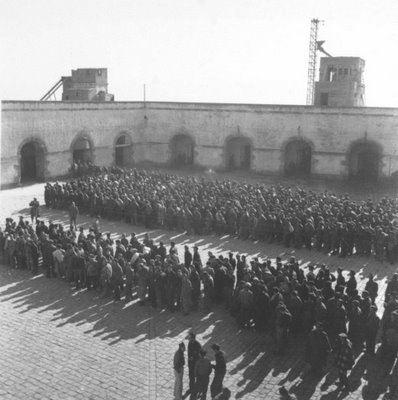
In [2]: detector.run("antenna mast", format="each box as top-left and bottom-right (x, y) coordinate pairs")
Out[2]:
(306, 18), (321, 105)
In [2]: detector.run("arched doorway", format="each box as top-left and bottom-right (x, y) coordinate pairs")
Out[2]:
(284, 140), (312, 175)
(115, 134), (132, 166)
(349, 142), (381, 181)
(170, 134), (195, 166)
(20, 141), (46, 182)
(72, 136), (92, 163)
(225, 137), (251, 170)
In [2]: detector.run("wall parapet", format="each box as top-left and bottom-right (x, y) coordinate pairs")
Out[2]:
(2, 100), (398, 118)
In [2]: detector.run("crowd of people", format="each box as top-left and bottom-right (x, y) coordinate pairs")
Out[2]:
(44, 167), (398, 263)
(1, 166), (398, 398)
(1, 200), (398, 396)
(69, 160), (101, 178)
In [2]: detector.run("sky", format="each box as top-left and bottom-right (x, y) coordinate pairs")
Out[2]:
(1, 0), (398, 107)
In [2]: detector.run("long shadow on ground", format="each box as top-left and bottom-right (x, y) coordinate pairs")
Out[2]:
(2, 205), (397, 399)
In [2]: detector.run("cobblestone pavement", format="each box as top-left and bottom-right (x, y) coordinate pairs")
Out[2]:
(1, 183), (398, 400)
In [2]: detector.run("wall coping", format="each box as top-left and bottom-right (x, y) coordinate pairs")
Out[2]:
(2, 100), (398, 116)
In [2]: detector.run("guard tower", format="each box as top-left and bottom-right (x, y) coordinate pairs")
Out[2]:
(61, 68), (114, 101)
(314, 57), (365, 107)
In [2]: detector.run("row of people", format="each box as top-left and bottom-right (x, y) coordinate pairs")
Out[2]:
(44, 167), (398, 262)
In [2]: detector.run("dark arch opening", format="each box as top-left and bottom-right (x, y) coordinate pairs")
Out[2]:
(72, 136), (92, 163)
(115, 134), (132, 166)
(225, 137), (251, 170)
(349, 142), (381, 181)
(20, 141), (45, 182)
(284, 140), (312, 175)
(170, 134), (195, 166)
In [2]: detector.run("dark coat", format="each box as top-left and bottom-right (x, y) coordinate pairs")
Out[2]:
(305, 328), (331, 368)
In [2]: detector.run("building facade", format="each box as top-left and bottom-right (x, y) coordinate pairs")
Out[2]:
(1, 100), (398, 188)
(314, 57), (365, 107)
(62, 68), (114, 102)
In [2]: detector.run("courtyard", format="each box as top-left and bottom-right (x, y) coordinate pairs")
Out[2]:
(0, 179), (398, 400)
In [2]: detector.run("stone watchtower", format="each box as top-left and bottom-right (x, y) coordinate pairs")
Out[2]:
(314, 57), (365, 107)
(62, 68), (114, 101)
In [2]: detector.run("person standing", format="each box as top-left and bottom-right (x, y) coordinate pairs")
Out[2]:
(174, 342), (186, 400)
(365, 305), (380, 355)
(238, 282), (254, 328)
(27, 238), (39, 275)
(305, 322), (331, 379)
(184, 245), (193, 269)
(203, 272), (214, 312)
(124, 261), (134, 303)
(52, 244), (65, 278)
(193, 246), (202, 267)
(365, 273), (379, 304)
(195, 349), (212, 400)
(334, 333), (355, 392)
(210, 344), (226, 399)
(188, 333), (202, 395)
(348, 300), (364, 351)
(29, 198), (40, 224)
(68, 201), (79, 229)
(181, 273), (193, 316)
(275, 303), (292, 355)
(190, 266), (201, 311)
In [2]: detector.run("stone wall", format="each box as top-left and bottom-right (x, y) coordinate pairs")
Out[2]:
(1, 101), (398, 188)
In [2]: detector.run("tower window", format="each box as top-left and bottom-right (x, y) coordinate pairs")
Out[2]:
(327, 67), (336, 82)
(320, 92), (329, 106)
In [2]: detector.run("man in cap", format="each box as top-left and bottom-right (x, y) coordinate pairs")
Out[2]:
(173, 342), (186, 400)
(275, 303), (292, 355)
(195, 349), (212, 400)
(187, 332), (202, 395)
(304, 322), (331, 379)
(210, 344), (226, 399)
(365, 273), (378, 304)
(68, 201), (79, 230)
(193, 246), (202, 267)
(184, 245), (193, 269)
(238, 282), (254, 328)
(29, 197), (40, 224)
(365, 305), (380, 355)
(334, 333), (354, 392)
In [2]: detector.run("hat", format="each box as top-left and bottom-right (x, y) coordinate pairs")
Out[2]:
(211, 343), (220, 351)
(199, 349), (207, 356)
